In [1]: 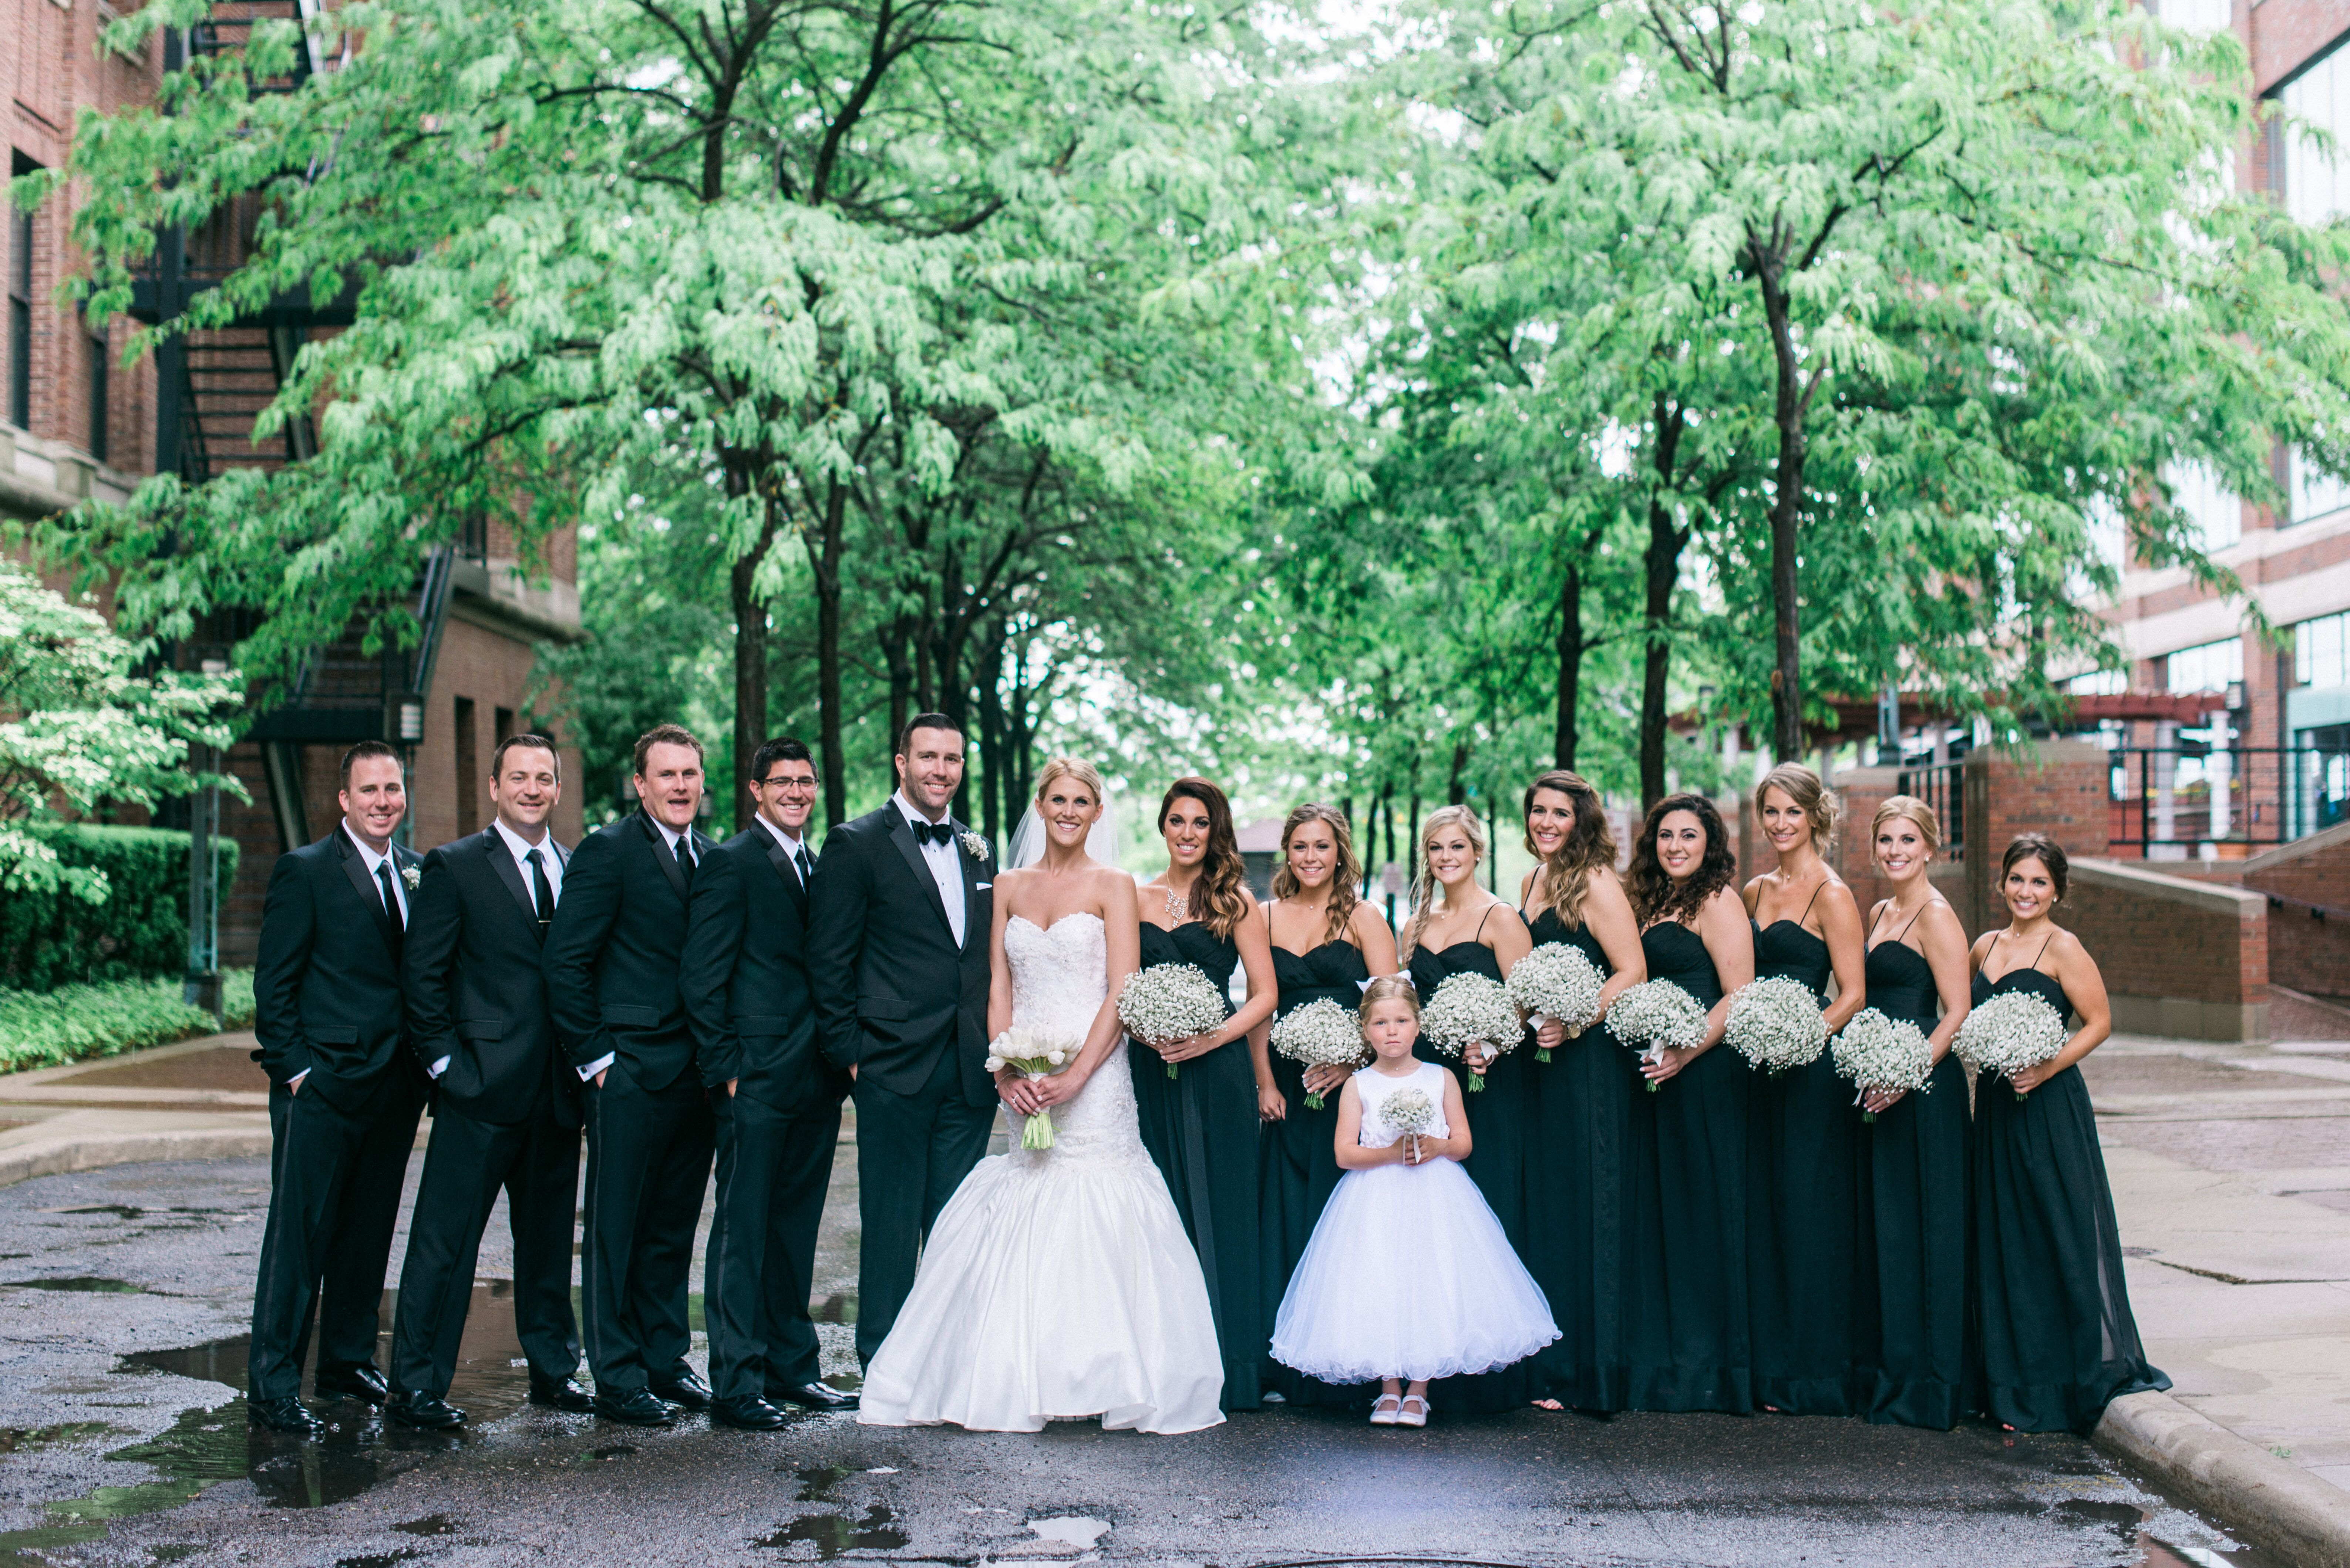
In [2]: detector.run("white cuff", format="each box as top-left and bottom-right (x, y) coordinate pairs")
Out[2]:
(287, 1069), (309, 1089)
(428, 1055), (450, 1079)
(579, 1052), (615, 1082)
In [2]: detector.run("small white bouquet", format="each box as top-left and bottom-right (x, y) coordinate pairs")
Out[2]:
(1380, 1084), (1437, 1159)
(1954, 990), (2068, 1100)
(1830, 1008), (1935, 1122)
(1606, 979), (1709, 1092)
(1417, 971), (1521, 1092)
(1117, 962), (1229, 1080)
(1506, 943), (1606, 1063)
(986, 1027), (1079, 1150)
(1725, 976), (1830, 1074)
(1269, 999), (1366, 1110)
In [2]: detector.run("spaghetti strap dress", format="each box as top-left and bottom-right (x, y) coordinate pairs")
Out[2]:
(1259, 927), (1371, 1405)
(1747, 886), (1865, 1416)
(1971, 942), (2169, 1434)
(1129, 917), (1264, 1411)
(1860, 915), (1973, 1429)
(1524, 907), (1635, 1411)
(1408, 918), (1529, 1413)
(1624, 921), (1753, 1413)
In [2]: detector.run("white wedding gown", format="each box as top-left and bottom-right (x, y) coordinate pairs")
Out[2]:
(856, 913), (1227, 1434)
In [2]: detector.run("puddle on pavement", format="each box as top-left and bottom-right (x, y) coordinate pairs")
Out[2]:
(795, 1464), (852, 1502)
(0, 1423), (112, 1453)
(755, 1504), (906, 1556)
(1027, 1515), (1112, 1550)
(392, 1514), (457, 1536)
(332, 1551), (420, 1568)
(810, 1294), (857, 1323)
(6, 1277), (142, 1293)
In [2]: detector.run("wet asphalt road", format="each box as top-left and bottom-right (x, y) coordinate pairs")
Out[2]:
(0, 1156), (2260, 1568)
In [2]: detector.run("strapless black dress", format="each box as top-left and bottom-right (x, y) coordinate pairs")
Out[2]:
(1971, 962), (2168, 1433)
(1524, 908), (1636, 1410)
(1859, 937), (1972, 1428)
(1746, 918), (1864, 1416)
(1260, 936), (1370, 1405)
(1130, 918), (1262, 1410)
(1624, 921), (1752, 1413)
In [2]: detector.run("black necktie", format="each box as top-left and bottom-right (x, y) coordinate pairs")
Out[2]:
(795, 845), (814, 886)
(673, 833), (694, 886)
(526, 847), (555, 936)
(375, 860), (404, 931)
(911, 820), (952, 848)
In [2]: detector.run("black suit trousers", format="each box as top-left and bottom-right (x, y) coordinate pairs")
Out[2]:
(388, 1091), (582, 1399)
(249, 1066), (425, 1400)
(580, 1058), (715, 1392)
(704, 1086), (842, 1399)
(852, 1045), (996, 1365)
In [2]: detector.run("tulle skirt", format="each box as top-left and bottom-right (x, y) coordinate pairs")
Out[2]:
(1270, 1157), (1558, 1385)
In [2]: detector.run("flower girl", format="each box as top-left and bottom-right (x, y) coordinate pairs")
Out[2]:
(1268, 977), (1558, 1426)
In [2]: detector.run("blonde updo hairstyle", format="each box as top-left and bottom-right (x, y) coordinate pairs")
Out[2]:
(1403, 805), (1487, 962)
(1755, 762), (1837, 855)
(1032, 757), (1107, 811)
(1870, 795), (1943, 861)
(1357, 973), (1421, 1031)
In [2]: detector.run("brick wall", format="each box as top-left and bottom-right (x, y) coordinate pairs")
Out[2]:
(2061, 860), (2269, 1041)
(2241, 822), (2350, 1000)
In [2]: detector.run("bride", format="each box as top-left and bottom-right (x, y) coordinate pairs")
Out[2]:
(857, 758), (1226, 1434)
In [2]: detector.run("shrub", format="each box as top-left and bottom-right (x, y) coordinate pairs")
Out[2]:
(0, 970), (256, 1075)
(0, 826), (239, 991)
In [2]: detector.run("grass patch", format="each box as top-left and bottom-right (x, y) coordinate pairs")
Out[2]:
(0, 971), (256, 1075)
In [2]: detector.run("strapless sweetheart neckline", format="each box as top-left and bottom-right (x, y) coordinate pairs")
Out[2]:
(1007, 911), (1107, 939)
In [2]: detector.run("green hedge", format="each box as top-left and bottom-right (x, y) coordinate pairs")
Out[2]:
(0, 970), (256, 1075)
(0, 826), (238, 991)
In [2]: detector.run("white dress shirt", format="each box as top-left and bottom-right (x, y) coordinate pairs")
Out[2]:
(894, 790), (966, 948)
(296, 824), (407, 1091)
(583, 818), (697, 1085)
(756, 813), (812, 886)
(432, 820), (566, 1080)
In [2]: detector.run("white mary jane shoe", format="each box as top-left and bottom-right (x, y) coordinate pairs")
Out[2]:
(1396, 1394), (1429, 1428)
(1368, 1395), (1402, 1426)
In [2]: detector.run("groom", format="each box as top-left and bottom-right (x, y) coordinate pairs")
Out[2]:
(807, 712), (996, 1366)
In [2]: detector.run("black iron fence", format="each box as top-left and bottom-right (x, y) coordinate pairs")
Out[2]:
(2105, 746), (2346, 853)
(1893, 761), (1967, 863)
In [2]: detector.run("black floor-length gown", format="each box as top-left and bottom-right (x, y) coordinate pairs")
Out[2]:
(1408, 918), (1531, 1412)
(1524, 908), (1636, 1411)
(1747, 893), (1866, 1416)
(1259, 931), (1370, 1405)
(1625, 921), (1753, 1413)
(1861, 920), (1973, 1428)
(1129, 918), (1264, 1411)
(1972, 949), (2169, 1434)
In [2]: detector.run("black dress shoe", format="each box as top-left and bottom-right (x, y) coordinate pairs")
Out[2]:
(648, 1369), (711, 1409)
(314, 1363), (390, 1404)
(771, 1380), (860, 1412)
(593, 1388), (678, 1427)
(386, 1390), (465, 1430)
(710, 1395), (788, 1431)
(248, 1396), (324, 1435)
(528, 1376), (595, 1413)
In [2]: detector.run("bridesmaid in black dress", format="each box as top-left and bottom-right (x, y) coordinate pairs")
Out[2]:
(1970, 833), (2169, 1434)
(1859, 795), (1974, 1428)
(1131, 778), (1278, 1411)
(1518, 770), (1646, 1413)
(1623, 792), (1756, 1413)
(1742, 763), (1868, 1416)
(1255, 802), (1396, 1405)
(1402, 803), (1534, 1413)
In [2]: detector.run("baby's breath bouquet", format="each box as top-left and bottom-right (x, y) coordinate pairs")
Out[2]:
(1416, 971), (1521, 1092)
(1506, 944), (1606, 1063)
(1954, 990), (2068, 1100)
(1117, 962), (1229, 1080)
(1829, 1008), (1935, 1122)
(1269, 999), (1366, 1109)
(1606, 979), (1709, 1092)
(1380, 1084), (1437, 1159)
(1725, 976), (1829, 1074)
(987, 1028), (1078, 1150)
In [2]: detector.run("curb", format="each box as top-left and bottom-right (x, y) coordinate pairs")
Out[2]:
(0, 1128), (274, 1191)
(2096, 1389), (2350, 1568)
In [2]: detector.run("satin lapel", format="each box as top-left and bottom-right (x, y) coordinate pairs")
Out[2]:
(483, 827), (539, 927)
(639, 810), (688, 905)
(887, 804), (953, 937)
(334, 829), (401, 958)
(764, 834), (811, 917)
(956, 827), (986, 951)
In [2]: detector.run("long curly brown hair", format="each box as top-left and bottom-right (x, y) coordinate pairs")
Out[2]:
(1270, 802), (1363, 947)
(1157, 778), (1252, 941)
(1523, 769), (1616, 932)
(1627, 792), (1737, 928)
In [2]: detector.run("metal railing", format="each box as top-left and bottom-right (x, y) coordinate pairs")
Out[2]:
(2106, 746), (2346, 853)
(1894, 761), (1967, 862)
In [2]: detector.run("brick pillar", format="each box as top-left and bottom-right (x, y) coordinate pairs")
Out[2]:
(1966, 740), (2110, 927)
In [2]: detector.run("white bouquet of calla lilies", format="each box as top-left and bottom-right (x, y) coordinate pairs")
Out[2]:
(987, 1028), (1079, 1150)
(1725, 976), (1830, 1074)
(1954, 991), (2068, 1100)
(1380, 1085), (1437, 1160)
(1606, 980), (1709, 1092)
(1269, 999), (1367, 1110)
(1506, 944), (1606, 1063)
(1830, 1009), (1935, 1122)
(1117, 963), (1229, 1080)
(1417, 972), (1521, 1092)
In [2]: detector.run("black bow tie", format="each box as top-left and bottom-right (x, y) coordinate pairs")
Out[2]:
(910, 819), (955, 848)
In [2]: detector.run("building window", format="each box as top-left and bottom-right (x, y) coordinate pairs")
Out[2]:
(454, 697), (479, 834)
(2165, 637), (2243, 695)
(7, 186), (31, 432)
(2289, 447), (2350, 525)
(2281, 37), (2350, 225)
(2165, 461), (2240, 550)
(2068, 670), (2128, 696)
(86, 331), (106, 465)
(2298, 610), (2349, 690)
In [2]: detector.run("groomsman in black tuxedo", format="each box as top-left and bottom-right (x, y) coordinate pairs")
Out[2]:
(386, 734), (592, 1428)
(543, 724), (719, 1426)
(247, 740), (429, 1434)
(681, 736), (855, 1430)
(807, 713), (996, 1367)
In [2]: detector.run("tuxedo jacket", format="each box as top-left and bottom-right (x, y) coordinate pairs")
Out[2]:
(403, 826), (583, 1130)
(806, 801), (994, 1106)
(542, 809), (718, 1095)
(252, 827), (424, 1110)
(679, 826), (850, 1116)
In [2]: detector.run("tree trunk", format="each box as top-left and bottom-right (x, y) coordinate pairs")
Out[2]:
(1640, 398), (1690, 810)
(1447, 742), (1469, 807)
(730, 535), (770, 833)
(814, 482), (849, 829)
(1555, 562), (1583, 770)
(1756, 255), (1809, 762)
(976, 626), (1005, 846)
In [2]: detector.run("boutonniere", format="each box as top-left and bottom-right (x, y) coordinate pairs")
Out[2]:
(957, 828), (989, 861)
(400, 865), (422, 891)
